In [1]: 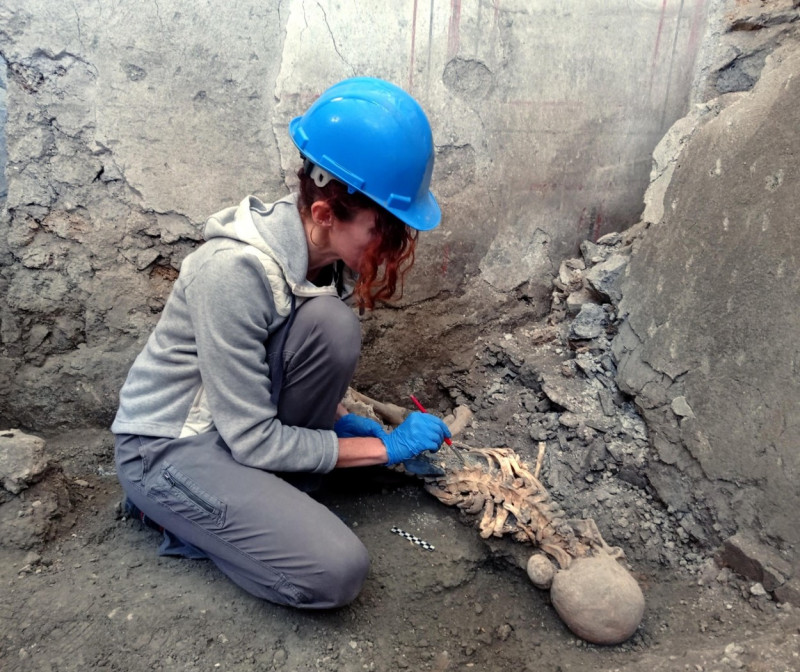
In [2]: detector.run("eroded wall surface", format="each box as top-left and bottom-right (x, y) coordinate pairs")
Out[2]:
(0, 61), (6, 201)
(0, 2), (289, 428)
(614, 43), (800, 554)
(0, 0), (711, 429)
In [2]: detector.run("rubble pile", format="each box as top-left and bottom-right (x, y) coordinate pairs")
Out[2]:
(437, 232), (705, 572)
(0, 429), (71, 551)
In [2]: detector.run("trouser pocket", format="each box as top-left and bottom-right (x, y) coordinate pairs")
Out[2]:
(151, 463), (227, 529)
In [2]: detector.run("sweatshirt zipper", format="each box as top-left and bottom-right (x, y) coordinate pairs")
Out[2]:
(163, 470), (216, 514)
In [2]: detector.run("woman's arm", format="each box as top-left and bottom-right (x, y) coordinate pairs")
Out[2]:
(333, 412), (451, 468)
(335, 437), (389, 468)
(185, 250), (339, 473)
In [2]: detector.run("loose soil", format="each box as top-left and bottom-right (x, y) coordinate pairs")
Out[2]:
(2, 461), (798, 672)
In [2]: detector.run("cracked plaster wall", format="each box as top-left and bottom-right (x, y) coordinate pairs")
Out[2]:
(0, 58), (6, 201)
(0, 0), (718, 430)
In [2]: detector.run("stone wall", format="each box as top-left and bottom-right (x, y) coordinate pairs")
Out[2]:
(613, 42), (800, 556)
(0, 0), (719, 429)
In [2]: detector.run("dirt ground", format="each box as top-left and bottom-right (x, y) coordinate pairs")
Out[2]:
(2, 279), (800, 672)
(1, 447), (799, 672)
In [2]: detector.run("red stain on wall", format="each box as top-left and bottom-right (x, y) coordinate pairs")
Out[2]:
(591, 209), (604, 242)
(578, 206), (606, 242)
(447, 0), (462, 60)
(440, 242), (451, 277)
(648, 0), (669, 98)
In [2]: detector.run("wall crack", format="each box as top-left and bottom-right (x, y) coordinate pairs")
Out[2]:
(316, 2), (356, 76)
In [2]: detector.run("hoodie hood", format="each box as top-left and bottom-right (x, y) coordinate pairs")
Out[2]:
(203, 193), (339, 298)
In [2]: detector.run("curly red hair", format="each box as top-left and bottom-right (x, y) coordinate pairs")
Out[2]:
(296, 166), (418, 311)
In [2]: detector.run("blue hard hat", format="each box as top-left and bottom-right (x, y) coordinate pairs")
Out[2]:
(289, 77), (441, 231)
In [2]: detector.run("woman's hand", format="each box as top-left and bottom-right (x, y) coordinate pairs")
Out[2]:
(382, 412), (451, 465)
(334, 414), (388, 439)
(333, 412), (450, 467)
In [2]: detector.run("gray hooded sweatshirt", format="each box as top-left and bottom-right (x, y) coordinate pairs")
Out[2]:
(111, 194), (343, 473)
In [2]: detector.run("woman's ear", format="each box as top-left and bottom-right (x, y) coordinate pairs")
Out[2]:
(310, 201), (334, 229)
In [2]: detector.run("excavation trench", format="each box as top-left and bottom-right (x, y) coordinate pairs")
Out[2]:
(2, 2), (800, 668)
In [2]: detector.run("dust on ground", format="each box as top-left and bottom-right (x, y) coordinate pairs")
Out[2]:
(2, 235), (800, 671)
(2, 444), (798, 672)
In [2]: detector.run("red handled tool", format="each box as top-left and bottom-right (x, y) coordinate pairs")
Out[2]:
(409, 395), (453, 446)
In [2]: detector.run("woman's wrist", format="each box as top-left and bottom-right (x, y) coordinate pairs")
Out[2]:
(335, 436), (389, 468)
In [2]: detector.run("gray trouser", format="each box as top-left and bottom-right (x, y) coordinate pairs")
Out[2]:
(115, 295), (369, 609)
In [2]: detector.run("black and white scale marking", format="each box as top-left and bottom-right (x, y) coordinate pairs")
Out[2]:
(391, 526), (435, 551)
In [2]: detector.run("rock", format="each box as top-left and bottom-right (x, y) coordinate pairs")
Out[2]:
(558, 259), (585, 289)
(558, 413), (581, 429)
(580, 240), (611, 265)
(550, 553), (645, 645)
(0, 472), (72, 550)
(0, 429), (48, 494)
(23, 551), (42, 566)
(272, 648), (288, 666)
(569, 303), (607, 340)
(670, 396), (695, 418)
(540, 372), (613, 432)
(715, 532), (792, 592)
(584, 254), (628, 304)
(495, 623), (513, 641)
(596, 232), (622, 246)
(773, 577), (800, 607)
(565, 289), (597, 316)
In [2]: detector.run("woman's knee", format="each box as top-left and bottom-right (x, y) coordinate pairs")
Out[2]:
(307, 536), (370, 608)
(294, 295), (361, 368)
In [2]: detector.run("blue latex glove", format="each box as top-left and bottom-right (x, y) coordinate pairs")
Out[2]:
(383, 412), (451, 466)
(334, 414), (388, 439)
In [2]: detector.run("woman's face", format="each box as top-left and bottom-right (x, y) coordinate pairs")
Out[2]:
(329, 208), (379, 272)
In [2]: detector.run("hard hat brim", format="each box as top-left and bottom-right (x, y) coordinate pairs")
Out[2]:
(290, 116), (441, 231)
(387, 189), (441, 232)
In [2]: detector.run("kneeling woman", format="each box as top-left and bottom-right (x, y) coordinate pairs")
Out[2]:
(111, 77), (450, 609)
